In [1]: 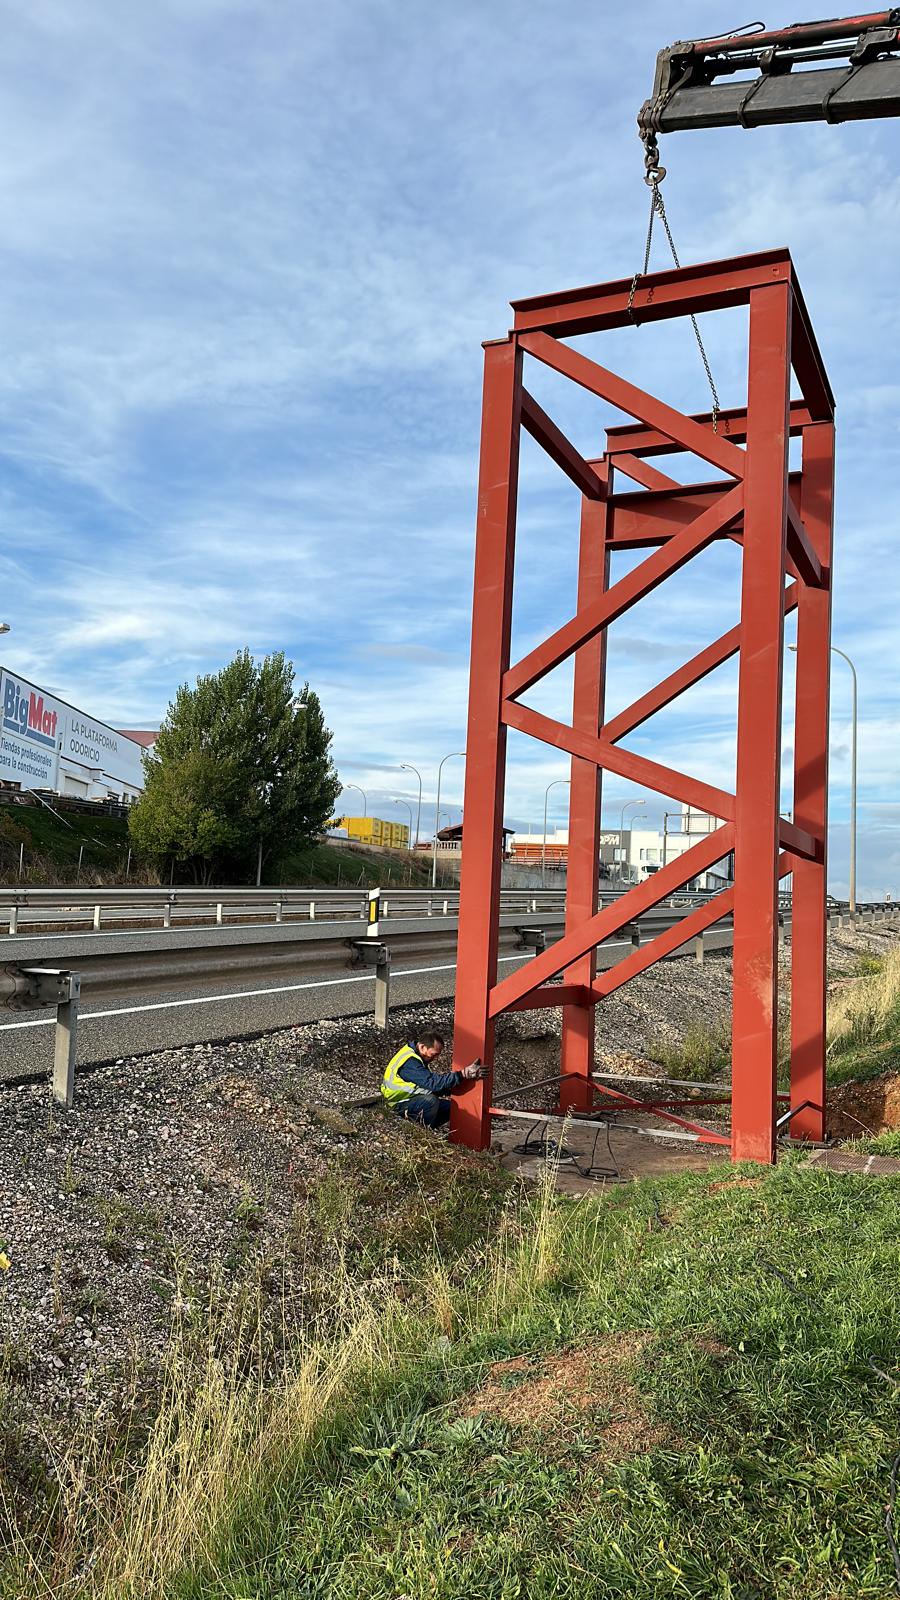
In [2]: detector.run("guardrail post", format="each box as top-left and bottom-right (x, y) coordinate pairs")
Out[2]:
(309, 901), (316, 921)
(694, 934), (704, 966)
(8, 906), (17, 935)
(53, 990), (80, 1107)
(19, 968), (81, 1107)
(442, 899), (449, 916)
(163, 898), (172, 929)
(777, 912), (785, 951)
(216, 903), (223, 925)
(351, 940), (390, 1029)
(275, 900), (283, 924)
(374, 947), (391, 1029)
(628, 923), (641, 951)
(93, 904), (101, 931)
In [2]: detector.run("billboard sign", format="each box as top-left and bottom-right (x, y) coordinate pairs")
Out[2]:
(1, 674), (61, 788)
(0, 668), (146, 798)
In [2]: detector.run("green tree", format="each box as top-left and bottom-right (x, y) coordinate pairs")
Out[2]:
(129, 651), (340, 884)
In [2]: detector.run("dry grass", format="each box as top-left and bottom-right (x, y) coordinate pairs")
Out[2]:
(827, 945), (900, 1057)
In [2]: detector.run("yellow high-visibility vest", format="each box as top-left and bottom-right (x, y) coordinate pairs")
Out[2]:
(381, 1044), (423, 1104)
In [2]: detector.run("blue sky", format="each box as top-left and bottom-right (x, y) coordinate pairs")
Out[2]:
(1, 1), (898, 895)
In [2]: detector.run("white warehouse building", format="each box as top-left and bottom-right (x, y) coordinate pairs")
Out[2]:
(0, 666), (146, 802)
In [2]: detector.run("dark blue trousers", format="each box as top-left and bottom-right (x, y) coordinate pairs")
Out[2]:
(395, 1093), (451, 1129)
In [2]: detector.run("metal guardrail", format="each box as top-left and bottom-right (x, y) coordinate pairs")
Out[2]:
(0, 883), (731, 936)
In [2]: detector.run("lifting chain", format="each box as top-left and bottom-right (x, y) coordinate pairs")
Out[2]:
(627, 132), (721, 434)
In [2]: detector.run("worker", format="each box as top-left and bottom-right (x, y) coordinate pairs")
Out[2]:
(380, 1031), (483, 1128)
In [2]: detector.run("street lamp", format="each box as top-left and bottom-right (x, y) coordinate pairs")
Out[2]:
(542, 779), (570, 888)
(789, 642), (858, 914)
(400, 763), (422, 850)
(618, 799), (645, 881)
(433, 751), (465, 887)
(342, 783), (367, 818)
(392, 798), (414, 848)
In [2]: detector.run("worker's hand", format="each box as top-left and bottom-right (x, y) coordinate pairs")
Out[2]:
(462, 1060), (486, 1081)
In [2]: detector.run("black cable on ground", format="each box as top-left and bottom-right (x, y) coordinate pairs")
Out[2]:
(762, 1261), (900, 1587)
(510, 1117), (620, 1181)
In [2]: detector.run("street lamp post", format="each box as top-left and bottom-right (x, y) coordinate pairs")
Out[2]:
(400, 763), (423, 850)
(790, 642), (858, 914)
(833, 647), (859, 915)
(392, 798), (414, 848)
(618, 799), (645, 882)
(342, 783), (367, 818)
(433, 751), (465, 887)
(542, 779), (570, 888)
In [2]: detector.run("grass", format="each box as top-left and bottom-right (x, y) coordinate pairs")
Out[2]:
(6, 1158), (900, 1599)
(847, 1130), (900, 1158)
(275, 840), (458, 889)
(825, 946), (900, 1086)
(0, 802), (134, 884)
(648, 1021), (732, 1083)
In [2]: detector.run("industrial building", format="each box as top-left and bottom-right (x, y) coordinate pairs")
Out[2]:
(509, 811), (733, 890)
(0, 666), (146, 802)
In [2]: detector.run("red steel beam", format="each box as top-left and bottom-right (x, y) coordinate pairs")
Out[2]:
(519, 331), (747, 479)
(592, 888), (734, 1000)
(731, 282), (792, 1165)
(503, 483), (745, 701)
(786, 498), (826, 589)
(502, 699), (736, 821)
(559, 466), (609, 1115)
(606, 399), (813, 457)
(790, 421), (835, 1142)
(591, 851), (793, 1005)
(520, 388), (606, 501)
(608, 482), (731, 546)
(449, 339), (522, 1152)
(607, 474), (804, 552)
(506, 983), (593, 1012)
(603, 581), (800, 745)
(511, 249), (794, 339)
(588, 1078), (731, 1144)
(779, 818), (821, 862)
(489, 825), (734, 1016)
(612, 453), (680, 492)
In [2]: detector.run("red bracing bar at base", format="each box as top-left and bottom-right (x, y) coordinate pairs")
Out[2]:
(451, 249), (834, 1166)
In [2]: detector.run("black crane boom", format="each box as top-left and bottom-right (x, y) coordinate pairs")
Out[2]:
(640, 11), (900, 134)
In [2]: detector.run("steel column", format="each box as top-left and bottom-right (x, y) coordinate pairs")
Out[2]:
(731, 283), (792, 1163)
(789, 422), (835, 1141)
(559, 466), (609, 1114)
(450, 339), (522, 1149)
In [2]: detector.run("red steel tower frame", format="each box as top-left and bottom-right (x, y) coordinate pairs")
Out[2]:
(450, 248), (834, 1165)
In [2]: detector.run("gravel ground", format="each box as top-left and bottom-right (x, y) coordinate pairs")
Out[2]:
(2, 918), (897, 1509)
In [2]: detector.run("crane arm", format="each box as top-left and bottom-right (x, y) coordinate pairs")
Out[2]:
(640, 10), (900, 135)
